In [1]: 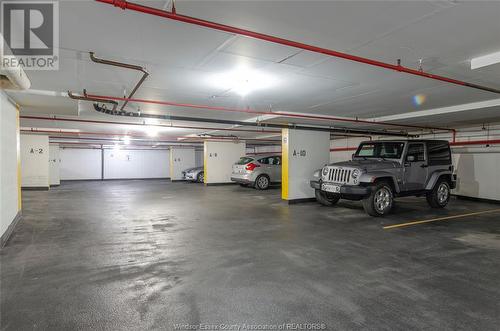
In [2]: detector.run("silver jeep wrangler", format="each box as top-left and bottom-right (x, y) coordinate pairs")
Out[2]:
(310, 140), (457, 217)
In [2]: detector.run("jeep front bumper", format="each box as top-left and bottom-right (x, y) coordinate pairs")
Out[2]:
(310, 180), (370, 196)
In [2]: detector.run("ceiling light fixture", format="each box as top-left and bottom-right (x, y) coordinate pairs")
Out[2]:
(123, 136), (131, 145)
(471, 50), (500, 70)
(209, 67), (277, 97)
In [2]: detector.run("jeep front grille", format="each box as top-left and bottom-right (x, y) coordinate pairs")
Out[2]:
(323, 166), (357, 185)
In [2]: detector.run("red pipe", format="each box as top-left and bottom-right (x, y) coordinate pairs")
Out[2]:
(332, 134), (372, 140)
(21, 129), (280, 143)
(247, 151), (282, 155)
(450, 139), (500, 147)
(19, 115), (280, 134)
(54, 141), (176, 149)
(330, 147), (358, 152)
(86, 93), (454, 135)
(96, 0), (500, 96)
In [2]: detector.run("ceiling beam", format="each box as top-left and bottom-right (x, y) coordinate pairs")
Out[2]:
(371, 98), (500, 122)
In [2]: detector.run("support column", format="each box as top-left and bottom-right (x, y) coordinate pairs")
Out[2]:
(49, 143), (60, 186)
(282, 129), (330, 203)
(170, 147), (196, 181)
(20, 134), (50, 190)
(204, 140), (246, 185)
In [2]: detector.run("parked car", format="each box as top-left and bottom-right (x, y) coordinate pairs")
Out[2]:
(231, 154), (282, 190)
(310, 140), (457, 216)
(182, 166), (204, 183)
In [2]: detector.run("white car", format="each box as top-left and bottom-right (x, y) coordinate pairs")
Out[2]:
(182, 166), (204, 183)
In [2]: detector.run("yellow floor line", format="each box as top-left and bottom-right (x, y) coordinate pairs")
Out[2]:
(383, 208), (500, 230)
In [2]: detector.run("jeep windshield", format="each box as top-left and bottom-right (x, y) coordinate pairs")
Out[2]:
(354, 142), (405, 159)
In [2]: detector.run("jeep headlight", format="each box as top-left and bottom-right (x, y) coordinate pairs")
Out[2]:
(322, 167), (329, 176)
(351, 169), (360, 179)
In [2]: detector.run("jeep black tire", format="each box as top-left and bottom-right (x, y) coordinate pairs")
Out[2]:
(315, 189), (340, 206)
(363, 181), (394, 217)
(254, 175), (270, 190)
(426, 179), (450, 208)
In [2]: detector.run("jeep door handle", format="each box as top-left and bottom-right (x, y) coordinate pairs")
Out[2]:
(421, 164), (429, 168)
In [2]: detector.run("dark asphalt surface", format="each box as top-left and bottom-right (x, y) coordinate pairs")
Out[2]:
(1, 180), (499, 330)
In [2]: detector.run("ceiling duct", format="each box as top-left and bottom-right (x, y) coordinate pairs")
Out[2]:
(0, 37), (31, 90)
(89, 52), (149, 111)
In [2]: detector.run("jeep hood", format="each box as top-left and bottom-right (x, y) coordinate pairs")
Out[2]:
(328, 159), (400, 171)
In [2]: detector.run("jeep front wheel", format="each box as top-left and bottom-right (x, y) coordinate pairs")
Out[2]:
(426, 179), (450, 208)
(363, 181), (394, 217)
(315, 189), (340, 206)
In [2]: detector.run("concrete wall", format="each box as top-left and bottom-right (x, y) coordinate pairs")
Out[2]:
(49, 144), (60, 186)
(170, 148), (195, 180)
(104, 149), (169, 179)
(330, 137), (367, 163)
(204, 141), (246, 184)
(60, 148), (102, 180)
(0, 91), (21, 243)
(60, 148), (170, 180)
(20, 134), (49, 188)
(452, 147), (500, 200)
(249, 145), (281, 155)
(195, 150), (204, 167)
(413, 126), (500, 201)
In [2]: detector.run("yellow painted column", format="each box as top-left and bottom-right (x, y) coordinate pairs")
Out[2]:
(203, 141), (208, 184)
(16, 105), (22, 211)
(169, 147), (174, 179)
(281, 129), (289, 200)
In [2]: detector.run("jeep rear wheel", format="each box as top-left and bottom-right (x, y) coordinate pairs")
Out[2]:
(427, 179), (450, 208)
(363, 181), (394, 217)
(315, 189), (340, 206)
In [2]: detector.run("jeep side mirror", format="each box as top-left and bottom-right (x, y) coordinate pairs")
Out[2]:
(406, 155), (415, 162)
(352, 153), (355, 160)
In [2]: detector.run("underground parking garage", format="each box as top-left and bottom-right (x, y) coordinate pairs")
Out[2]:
(1, 0), (500, 329)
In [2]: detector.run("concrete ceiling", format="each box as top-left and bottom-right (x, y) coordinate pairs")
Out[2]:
(7, 0), (500, 144)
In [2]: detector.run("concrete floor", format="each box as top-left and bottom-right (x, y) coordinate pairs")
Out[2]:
(1, 180), (499, 330)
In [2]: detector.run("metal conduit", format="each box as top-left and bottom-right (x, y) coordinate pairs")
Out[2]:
(91, 101), (415, 137)
(85, 93), (455, 136)
(89, 52), (149, 111)
(20, 115), (280, 134)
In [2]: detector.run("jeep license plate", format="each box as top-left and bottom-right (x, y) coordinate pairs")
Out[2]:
(322, 183), (340, 193)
